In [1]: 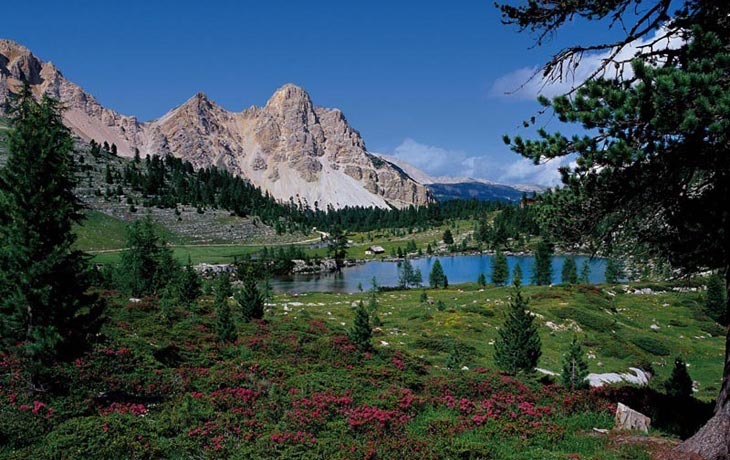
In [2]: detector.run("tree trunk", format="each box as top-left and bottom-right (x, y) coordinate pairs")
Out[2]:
(676, 270), (730, 459)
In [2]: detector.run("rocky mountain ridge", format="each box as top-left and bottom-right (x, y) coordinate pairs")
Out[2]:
(0, 39), (431, 209)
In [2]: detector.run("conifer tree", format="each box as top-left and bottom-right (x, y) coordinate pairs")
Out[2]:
(532, 240), (553, 285)
(236, 267), (265, 322)
(443, 228), (454, 245)
(349, 301), (372, 351)
(561, 336), (589, 389)
(215, 273), (235, 342)
(429, 259), (446, 288)
(494, 279), (541, 375)
(0, 88), (102, 375)
(604, 259), (624, 284)
(561, 257), (578, 284)
(399, 258), (415, 289)
(176, 257), (202, 307)
(579, 261), (591, 285)
(477, 272), (487, 287)
(327, 226), (348, 271)
(665, 357), (694, 399)
(706, 274), (727, 325)
(512, 263), (523, 286)
(491, 250), (509, 285)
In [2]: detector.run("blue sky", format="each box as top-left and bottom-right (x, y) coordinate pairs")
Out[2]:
(4, 0), (648, 185)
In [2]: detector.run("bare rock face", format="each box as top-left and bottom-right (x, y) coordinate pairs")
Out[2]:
(614, 402), (651, 433)
(0, 40), (432, 209)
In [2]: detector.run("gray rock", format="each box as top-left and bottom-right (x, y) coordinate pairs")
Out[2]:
(614, 403), (651, 433)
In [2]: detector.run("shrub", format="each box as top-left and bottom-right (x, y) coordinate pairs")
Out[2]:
(631, 336), (671, 356)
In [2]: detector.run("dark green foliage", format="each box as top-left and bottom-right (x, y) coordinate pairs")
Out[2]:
(706, 274), (727, 325)
(477, 272), (487, 287)
(214, 273), (235, 342)
(512, 263), (523, 286)
(555, 307), (614, 333)
(491, 250), (509, 285)
(429, 259), (447, 288)
(0, 89), (101, 368)
(561, 257), (578, 284)
(327, 226), (348, 271)
(604, 259), (624, 284)
(561, 336), (589, 389)
(236, 267), (265, 322)
(494, 280), (541, 374)
(117, 216), (179, 297)
(665, 357), (694, 399)
(475, 205), (539, 249)
(631, 336), (671, 356)
(532, 240), (553, 286)
(176, 258), (202, 307)
(579, 261), (591, 285)
(445, 340), (477, 370)
(348, 301), (372, 351)
(442, 229), (454, 245)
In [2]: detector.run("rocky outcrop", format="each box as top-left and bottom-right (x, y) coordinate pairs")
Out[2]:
(614, 403), (651, 433)
(0, 40), (432, 210)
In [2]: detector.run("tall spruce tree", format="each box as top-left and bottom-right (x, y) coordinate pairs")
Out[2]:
(494, 279), (541, 375)
(665, 357), (694, 399)
(236, 267), (265, 322)
(491, 250), (509, 285)
(118, 216), (179, 297)
(561, 257), (578, 284)
(604, 259), (624, 284)
(0, 89), (102, 377)
(495, 1), (730, 455)
(561, 336), (589, 389)
(214, 273), (235, 343)
(349, 301), (372, 352)
(512, 263), (523, 286)
(429, 259), (446, 288)
(532, 240), (553, 285)
(706, 274), (727, 325)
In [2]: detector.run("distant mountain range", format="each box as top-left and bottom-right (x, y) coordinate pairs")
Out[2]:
(375, 154), (544, 202)
(0, 39), (540, 208)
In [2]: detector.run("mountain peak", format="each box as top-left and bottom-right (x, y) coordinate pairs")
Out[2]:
(265, 83), (313, 111)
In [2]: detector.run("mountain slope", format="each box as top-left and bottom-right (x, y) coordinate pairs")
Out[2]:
(375, 153), (544, 202)
(0, 39), (431, 210)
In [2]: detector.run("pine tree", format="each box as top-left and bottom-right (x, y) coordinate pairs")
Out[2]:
(561, 257), (578, 284)
(0, 89), (102, 374)
(176, 257), (202, 307)
(236, 267), (265, 322)
(512, 263), (523, 286)
(443, 228), (454, 245)
(665, 357), (694, 399)
(604, 259), (624, 284)
(215, 273), (235, 342)
(429, 259), (446, 288)
(494, 279), (541, 375)
(706, 274), (727, 325)
(349, 301), (372, 351)
(532, 240), (553, 285)
(477, 272), (487, 287)
(118, 216), (179, 297)
(561, 336), (589, 389)
(579, 261), (591, 285)
(327, 226), (348, 271)
(491, 250), (509, 285)
(399, 258), (415, 289)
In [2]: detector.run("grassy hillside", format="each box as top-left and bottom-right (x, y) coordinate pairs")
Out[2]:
(273, 281), (724, 401)
(11, 282), (721, 458)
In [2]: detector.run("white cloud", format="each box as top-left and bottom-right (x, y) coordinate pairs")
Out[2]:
(390, 138), (572, 187)
(392, 138), (470, 178)
(489, 26), (684, 101)
(498, 157), (575, 187)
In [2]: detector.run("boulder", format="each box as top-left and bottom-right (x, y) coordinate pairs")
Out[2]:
(614, 402), (651, 433)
